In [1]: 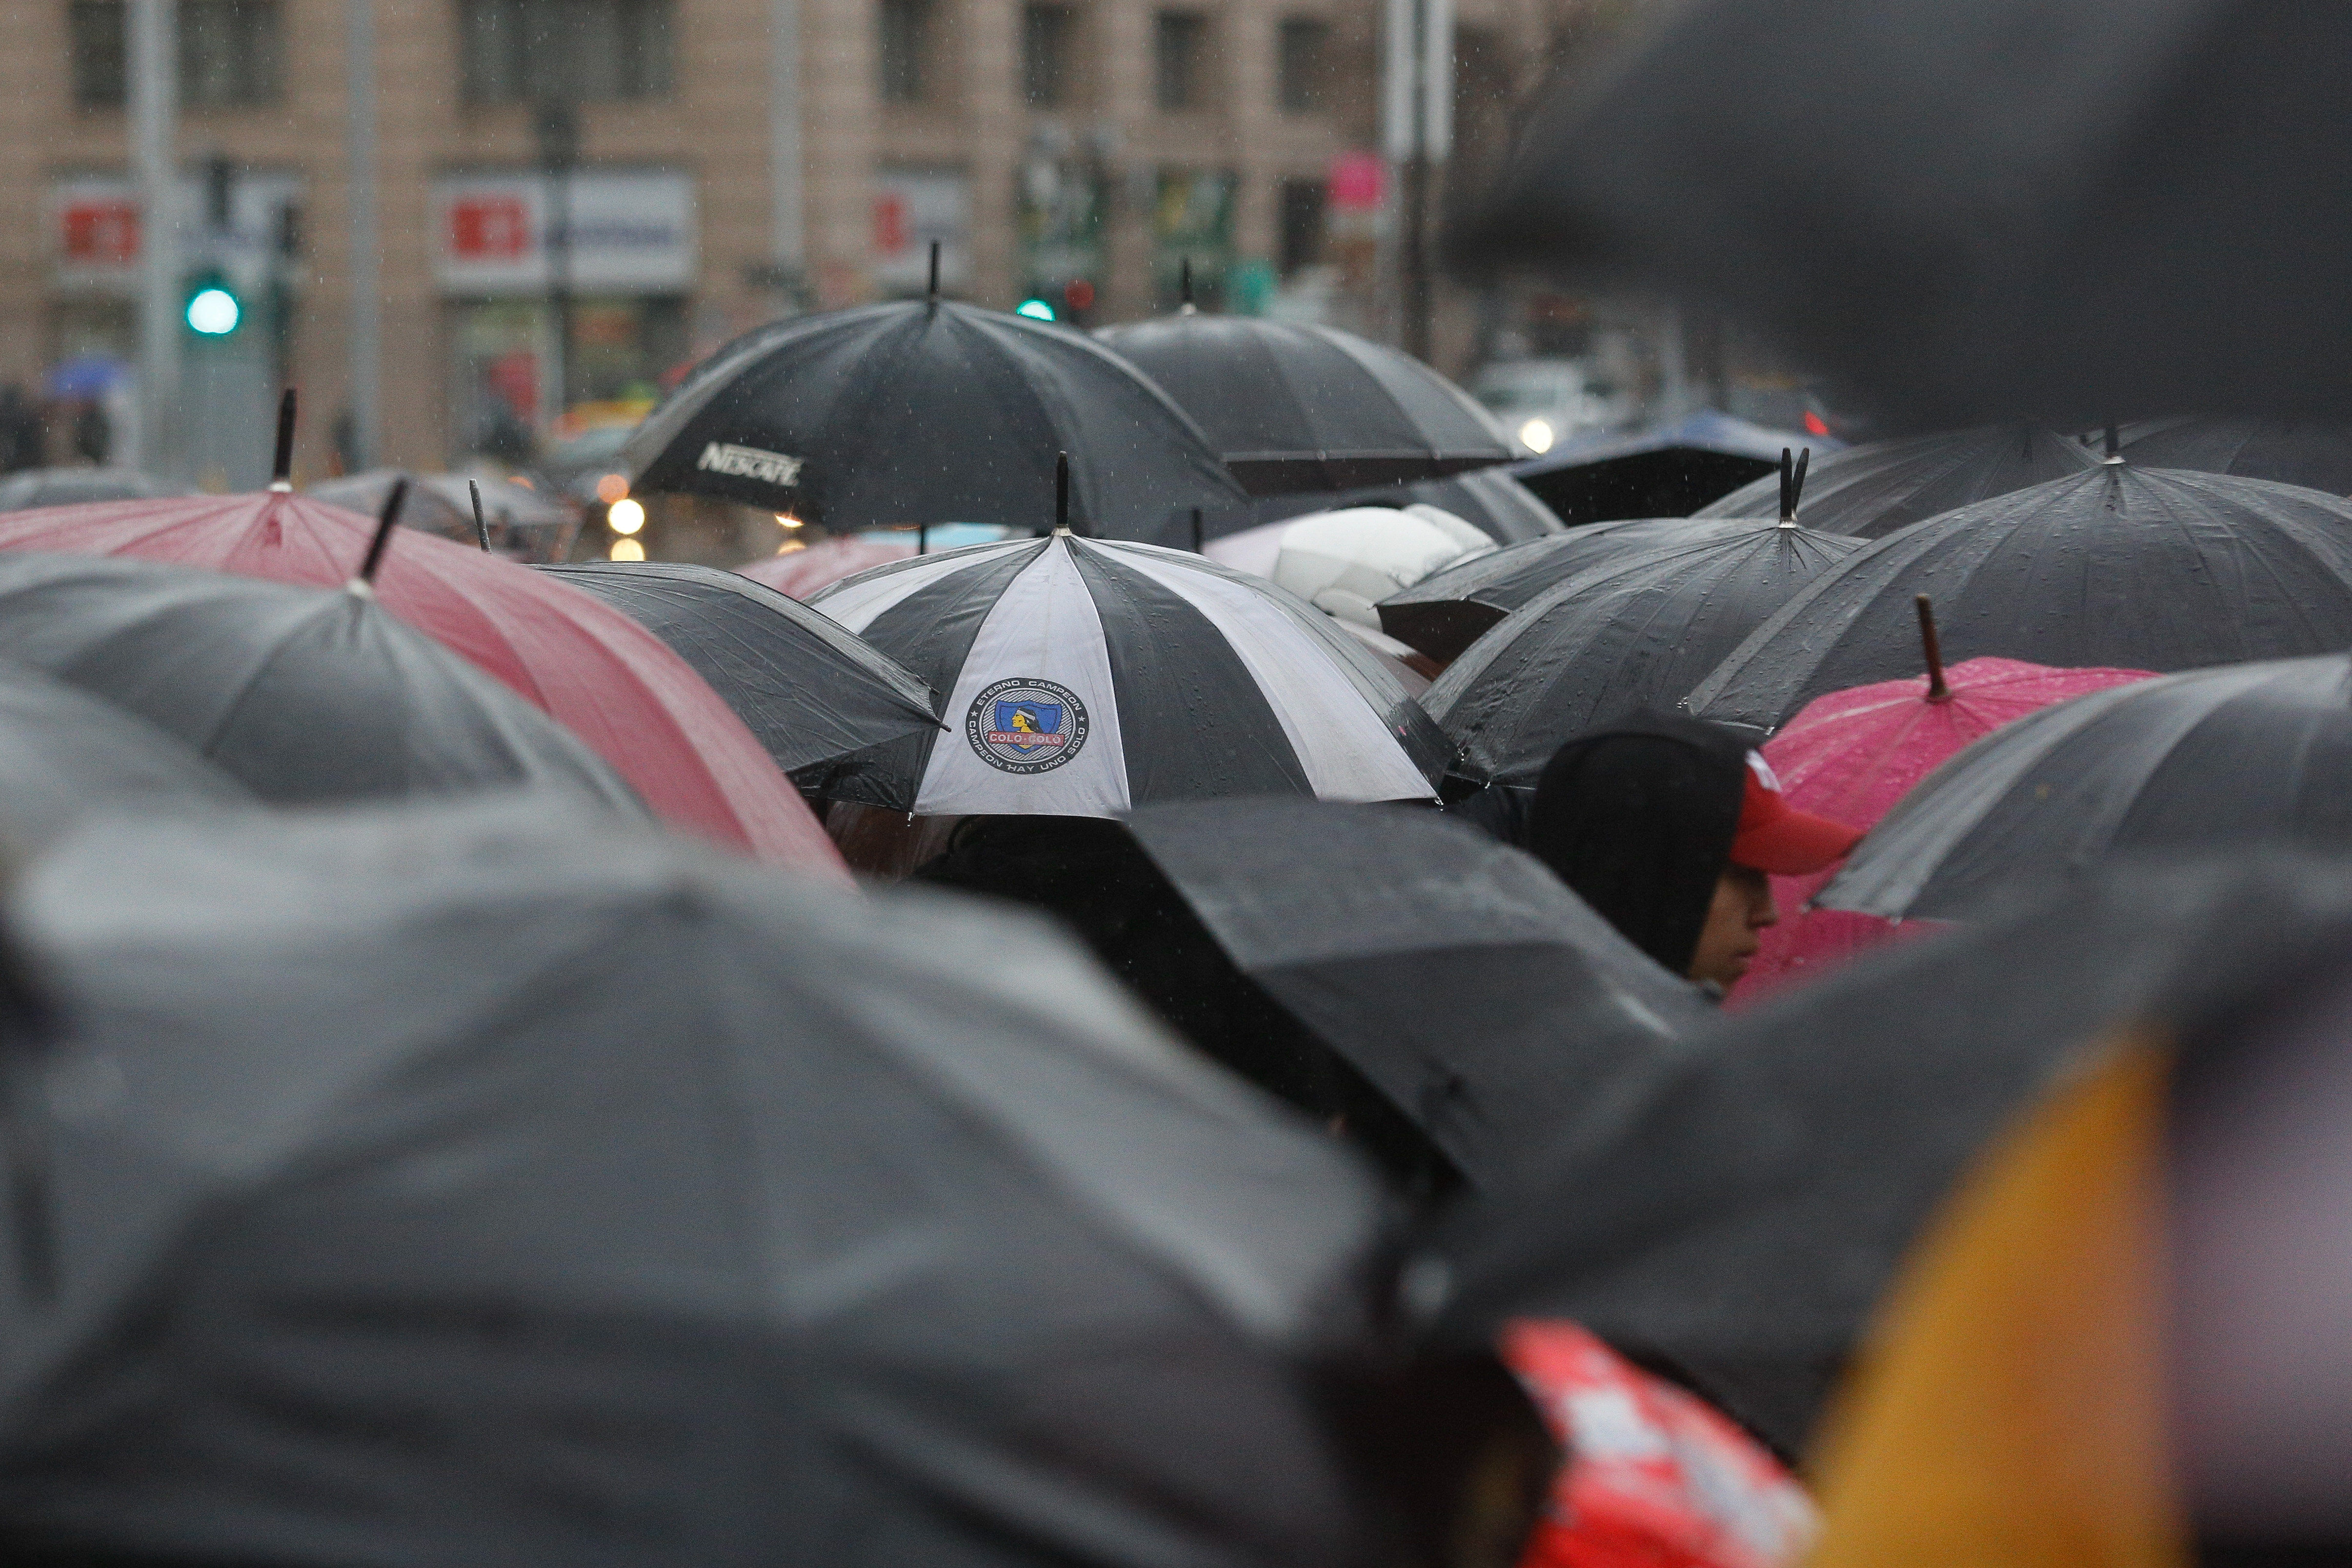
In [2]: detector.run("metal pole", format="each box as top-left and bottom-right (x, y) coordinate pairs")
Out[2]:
(130, 0), (179, 478)
(537, 103), (579, 431)
(769, 0), (805, 312)
(346, 0), (381, 469)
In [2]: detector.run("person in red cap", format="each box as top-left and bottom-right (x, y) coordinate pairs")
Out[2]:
(1525, 713), (1864, 994)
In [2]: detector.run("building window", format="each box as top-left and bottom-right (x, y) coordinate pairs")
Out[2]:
(1023, 3), (1074, 108)
(1276, 16), (1328, 113)
(460, 0), (675, 103)
(1278, 178), (1325, 275)
(69, 0), (285, 108)
(1154, 11), (1207, 112)
(879, 0), (931, 104)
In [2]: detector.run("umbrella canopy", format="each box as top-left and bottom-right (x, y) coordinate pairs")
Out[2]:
(1687, 464), (2352, 736)
(2115, 414), (2352, 495)
(1380, 518), (1736, 663)
(0, 796), (1393, 1568)
(542, 560), (943, 799)
(0, 552), (642, 813)
(0, 661), (251, 844)
(1263, 506), (1494, 629)
(1691, 425), (2098, 539)
(810, 533), (1447, 816)
(621, 300), (1246, 544)
(1427, 521), (1864, 791)
(1448, 0), (2352, 430)
(1820, 653), (2352, 923)
(0, 468), (188, 512)
(1094, 313), (1513, 495)
(737, 535), (914, 597)
(0, 491), (845, 877)
(1729, 653), (2154, 1005)
(1425, 852), (2352, 1458)
(1509, 412), (1815, 527)
(1126, 798), (1709, 1190)
(310, 469), (581, 563)
(1192, 467), (1565, 551)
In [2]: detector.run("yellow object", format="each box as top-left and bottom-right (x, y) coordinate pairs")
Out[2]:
(607, 499), (646, 536)
(1807, 1030), (2187, 1568)
(595, 473), (631, 504)
(609, 538), (646, 562)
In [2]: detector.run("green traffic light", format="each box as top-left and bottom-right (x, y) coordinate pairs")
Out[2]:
(1015, 298), (1056, 322)
(186, 286), (241, 336)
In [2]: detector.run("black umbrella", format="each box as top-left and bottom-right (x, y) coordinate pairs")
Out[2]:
(1508, 410), (1804, 526)
(0, 552), (640, 811)
(1688, 463), (2352, 736)
(1125, 798), (1711, 1191)
(2115, 415), (2352, 495)
(623, 296), (1246, 545)
(0, 796), (1402, 1568)
(0, 468), (190, 512)
(1690, 424), (2097, 539)
(1820, 653), (2352, 921)
(540, 560), (943, 800)
(1449, 0), (2352, 430)
(1426, 852), (2352, 1457)
(0, 662), (249, 844)
(1428, 498), (1863, 790)
(1379, 517), (1723, 662)
(1094, 313), (1512, 496)
(313, 469), (581, 563)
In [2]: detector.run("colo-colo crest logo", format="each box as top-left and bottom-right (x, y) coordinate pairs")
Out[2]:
(967, 677), (1089, 774)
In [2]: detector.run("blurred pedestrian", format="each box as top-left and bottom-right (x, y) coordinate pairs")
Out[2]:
(70, 400), (108, 466)
(1525, 714), (1863, 995)
(0, 385), (43, 472)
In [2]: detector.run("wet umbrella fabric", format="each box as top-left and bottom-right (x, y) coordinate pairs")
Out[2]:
(1094, 315), (1512, 496)
(1450, 0), (2352, 430)
(1728, 656), (2153, 1005)
(542, 560), (943, 799)
(1428, 523), (1864, 790)
(1425, 853), (2352, 1457)
(1193, 467), (1565, 552)
(0, 797), (1390, 1568)
(1380, 519), (1733, 663)
(623, 300), (1246, 544)
(1819, 653), (2352, 923)
(0, 553), (642, 812)
(1686, 465), (2352, 736)
(1509, 412), (1812, 527)
(1690, 426), (2097, 540)
(311, 469), (581, 563)
(2115, 415), (2352, 495)
(0, 492), (846, 877)
(1125, 798), (1710, 1190)
(737, 536), (914, 598)
(0, 469), (188, 512)
(810, 535), (1447, 815)
(0, 662), (252, 844)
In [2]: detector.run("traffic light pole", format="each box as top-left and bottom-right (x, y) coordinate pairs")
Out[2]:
(130, 0), (179, 477)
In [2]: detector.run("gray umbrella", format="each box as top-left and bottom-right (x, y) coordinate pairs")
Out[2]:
(1427, 852), (2352, 1457)
(0, 553), (640, 812)
(1449, 0), (2352, 430)
(311, 469), (581, 564)
(1690, 425), (2097, 539)
(1821, 654), (2352, 921)
(0, 797), (1394, 1568)
(0, 663), (249, 845)
(0, 468), (190, 512)
(1688, 463), (2352, 736)
(2115, 415), (2352, 495)
(540, 560), (943, 799)
(1126, 799), (1710, 1191)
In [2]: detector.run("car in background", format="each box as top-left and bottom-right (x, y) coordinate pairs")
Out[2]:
(1471, 359), (1635, 457)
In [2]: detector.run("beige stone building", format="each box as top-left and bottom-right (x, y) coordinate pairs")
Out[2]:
(0, 0), (1602, 484)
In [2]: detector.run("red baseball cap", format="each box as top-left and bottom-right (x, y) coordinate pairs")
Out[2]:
(1729, 752), (1865, 875)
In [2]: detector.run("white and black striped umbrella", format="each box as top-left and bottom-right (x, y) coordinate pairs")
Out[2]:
(811, 531), (1448, 816)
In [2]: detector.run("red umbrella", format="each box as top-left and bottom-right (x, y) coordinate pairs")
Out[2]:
(737, 536), (914, 600)
(1728, 600), (2149, 1005)
(0, 491), (848, 881)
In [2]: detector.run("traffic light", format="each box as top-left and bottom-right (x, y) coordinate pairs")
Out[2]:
(184, 273), (242, 336)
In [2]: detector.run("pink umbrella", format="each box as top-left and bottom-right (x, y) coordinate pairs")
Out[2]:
(737, 537), (914, 600)
(1728, 599), (2152, 1005)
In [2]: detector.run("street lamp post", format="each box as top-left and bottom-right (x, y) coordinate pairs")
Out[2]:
(536, 102), (581, 433)
(129, 0), (179, 477)
(347, 0), (381, 470)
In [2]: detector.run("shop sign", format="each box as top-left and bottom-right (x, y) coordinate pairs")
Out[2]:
(1154, 168), (1236, 305)
(1017, 159), (1105, 294)
(433, 170), (697, 294)
(873, 168), (971, 294)
(51, 171), (304, 292)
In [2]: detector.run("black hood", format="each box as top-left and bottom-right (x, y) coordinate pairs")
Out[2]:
(1526, 712), (1749, 976)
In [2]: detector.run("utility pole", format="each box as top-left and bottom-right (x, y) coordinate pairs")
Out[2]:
(1382, 0), (1452, 362)
(769, 0), (806, 312)
(347, 0), (381, 469)
(130, 0), (179, 477)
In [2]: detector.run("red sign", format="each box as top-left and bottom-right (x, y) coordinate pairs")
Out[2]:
(873, 191), (910, 257)
(61, 200), (140, 266)
(1327, 152), (1386, 212)
(449, 195), (531, 261)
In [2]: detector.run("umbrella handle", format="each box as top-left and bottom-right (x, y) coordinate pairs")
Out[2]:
(928, 241), (941, 303)
(269, 386), (297, 492)
(468, 480), (491, 551)
(1915, 593), (1950, 702)
(1054, 451), (1073, 536)
(354, 476), (408, 589)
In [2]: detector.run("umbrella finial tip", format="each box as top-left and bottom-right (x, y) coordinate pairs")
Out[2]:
(266, 480), (293, 494)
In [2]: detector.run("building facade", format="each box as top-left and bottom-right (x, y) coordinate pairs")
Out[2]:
(0, 0), (1600, 484)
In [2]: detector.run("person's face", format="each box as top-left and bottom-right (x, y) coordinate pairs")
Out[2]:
(1687, 864), (1777, 988)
